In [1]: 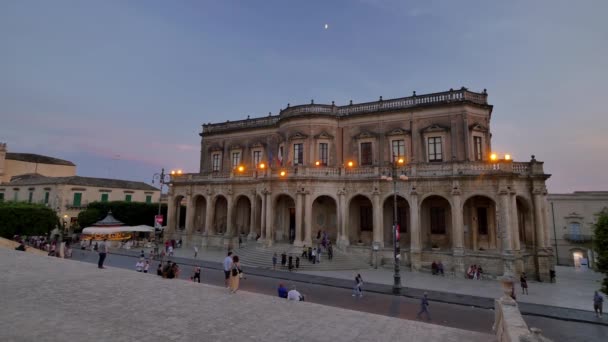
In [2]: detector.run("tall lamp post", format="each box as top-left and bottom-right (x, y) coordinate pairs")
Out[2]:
(152, 168), (175, 256)
(382, 157), (407, 294)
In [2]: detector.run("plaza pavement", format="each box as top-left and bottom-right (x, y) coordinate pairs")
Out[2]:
(128, 245), (604, 312)
(0, 248), (493, 342)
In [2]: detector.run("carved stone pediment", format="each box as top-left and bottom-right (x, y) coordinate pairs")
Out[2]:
(385, 128), (410, 137)
(229, 144), (243, 150)
(208, 144), (223, 152)
(354, 130), (377, 140)
(469, 123), (488, 132)
(288, 131), (309, 141)
(421, 124), (448, 133)
(565, 212), (583, 220)
(314, 131), (334, 140)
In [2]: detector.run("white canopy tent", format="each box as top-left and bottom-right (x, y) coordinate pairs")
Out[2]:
(82, 225), (154, 235)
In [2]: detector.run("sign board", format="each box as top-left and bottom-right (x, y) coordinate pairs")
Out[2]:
(154, 215), (163, 228)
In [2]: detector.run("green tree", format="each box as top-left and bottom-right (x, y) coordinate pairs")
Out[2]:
(0, 202), (59, 238)
(594, 212), (608, 294)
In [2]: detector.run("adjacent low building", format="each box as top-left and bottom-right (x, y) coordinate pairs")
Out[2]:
(547, 191), (608, 268)
(0, 173), (160, 228)
(0, 143), (76, 182)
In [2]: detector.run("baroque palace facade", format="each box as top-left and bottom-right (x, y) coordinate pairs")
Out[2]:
(166, 88), (553, 280)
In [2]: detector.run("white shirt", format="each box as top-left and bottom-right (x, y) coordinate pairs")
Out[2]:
(194, 247), (198, 252)
(223, 256), (233, 271)
(287, 289), (302, 301)
(135, 261), (144, 271)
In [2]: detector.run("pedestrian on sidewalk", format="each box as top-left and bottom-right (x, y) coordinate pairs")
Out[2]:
(97, 239), (108, 269)
(594, 291), (604, 318)
(288, 255), (294, 272)
(295, 256), (300, 270)
(352, 274), (363, 297)
(311, 248), (317, 264)
(316, 245), (322, 263)
(143, 260), (150, 273)
(308, 247), (313, 262)
(156, 263), (163, 276)
(140, 250), (145, 258)
(194, 246), (198, 258)
(301, 245), (308, 259)
(168, 245), (174, 257)
(520, 273), (528, 295)
(328, 242), (333, 260)
(223, 251), (233, 287)
(229, 255), (241, 293)
(281, 252), (287, 268)
(135, 258), (144, 272)
(272, 253), (278, 270)
(192, 266), (201, 283)
(416, 292), (431, 320)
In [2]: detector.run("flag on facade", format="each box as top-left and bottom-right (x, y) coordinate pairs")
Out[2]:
(278, 146), (283, 166)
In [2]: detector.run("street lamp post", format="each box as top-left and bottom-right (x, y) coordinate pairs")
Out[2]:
(382, 157), (407, 294)
(152, 168), (173, 257)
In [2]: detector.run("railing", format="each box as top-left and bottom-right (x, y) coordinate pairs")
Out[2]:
(563, 234), (593, 243)
(202, 88), (488, 134)
(171, 160), (538, 184)
(66, 202), (88, 209)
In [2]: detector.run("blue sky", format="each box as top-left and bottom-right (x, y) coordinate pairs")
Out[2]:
(1, 0), (607, 192)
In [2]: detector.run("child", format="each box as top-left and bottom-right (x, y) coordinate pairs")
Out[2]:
(143, 260), (150, 273)
(192, 266), (201, 283)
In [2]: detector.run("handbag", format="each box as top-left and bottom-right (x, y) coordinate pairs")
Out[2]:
(231, 267), (238, 277)
(239, 269), (244, 279)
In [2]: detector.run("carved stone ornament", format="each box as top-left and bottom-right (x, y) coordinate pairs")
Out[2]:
(229, 144), (243, 150)
(469, 123), (488, 132)
(354, 130), (377, 140)
(288, 131), (309, 141)
(385, 128), (410, 136)
(421, 124), (448, 133)
(208, 144), (223, 152)
(314, 131), (334, 140)
(251, 141), (265, 148)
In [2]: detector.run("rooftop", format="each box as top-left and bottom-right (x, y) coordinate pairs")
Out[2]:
(5, 152), (76, 166)
(4, 173), (159, 191)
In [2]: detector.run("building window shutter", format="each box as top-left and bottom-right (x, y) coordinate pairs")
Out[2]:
(145, 195), (152, 204)
(44, 192), (49, 204)
(125, 194), (132, 202)
(73, 193), (82, 206)
(101, 193), (109, 202)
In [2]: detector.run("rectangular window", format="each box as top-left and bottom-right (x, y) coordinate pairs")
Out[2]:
(430, 207), (446, 234)
(428, 137), (443, 162)
(253, 151), (262, 166)
(28, 192), (33, 203)
(13, 191), (18, 201)
(146, 195), (152, 204)
(360, 142), (372, 166)
(101, 193), (109, 202)
(73, 193), (82, 207)
(212, 153), (221, 171)
(477, 207), (488, 235)
(319, 143), (328, 166)
(0, 193), (4, 202)
(474, 136), (483, 161)
(232, 152), (241, 168)
(391, 140), (405, 162)
(293, 143), (303, 165)
(125, 194), (132, 202)
(44, 192), (49, 204)
(360, 206), (373, 231)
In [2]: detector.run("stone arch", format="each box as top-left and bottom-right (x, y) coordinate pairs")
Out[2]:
(192, 194), (207, 234)
(516, 195), (534, 249)
(213, 195), (228, 235)
(232, 195), (251, 237)
(382, 195), (410, 248)
(311, 195), (338, 243)
(348, 194), (374, 245)
(273, 194), (296, 243)
(173, 195), (187, 231)
(463, 195), (498, 251)
(420, 195), (452, 250)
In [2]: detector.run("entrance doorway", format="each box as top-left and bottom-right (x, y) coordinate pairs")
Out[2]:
(573, 251), (584, 267)
(289, 208), (296, 243)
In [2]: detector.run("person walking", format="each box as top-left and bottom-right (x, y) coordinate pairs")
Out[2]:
(143, 260), (150, 273)
(352, 273), (363, 297)
(311, 248), (316, 265)
(301, 245), (308, 259)
(192, 266), (201, 283)
(328, 242), (333, 260)
(295, 256), (300, 270)
(288, 256), (294, 272)
(223, 252), (233, 287)
(194, 246), (198, 259)
(168, 245), (174, 257)
(156, 263), (163, 276)
(272, 253), (278, 270)
(97, 239), (108, 269)
(594, 291), (604, 318)
(281, 252), (287, 268)
(520, 273), (528, 295)
(316, 245), (322, 263)
(229, 255), (241, 293)
(416, 292), (431, 320)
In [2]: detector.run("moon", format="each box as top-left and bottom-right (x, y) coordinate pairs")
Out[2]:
(324, 24), (329, 30)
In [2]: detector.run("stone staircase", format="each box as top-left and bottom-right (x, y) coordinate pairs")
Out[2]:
(235, 243), (371, 271)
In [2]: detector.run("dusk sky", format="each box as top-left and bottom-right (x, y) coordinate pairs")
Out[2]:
(1, 0), (607, 193)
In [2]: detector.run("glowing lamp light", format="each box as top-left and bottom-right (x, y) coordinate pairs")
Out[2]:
(397, 158), (405, 165)
(170, 170), (176, 175)
(237, 166), (245, 172)
(505, 154), (512, 161)
(178, 169), (183, 174)
(315, 161), (320, 166)
(279, 170), (287, 177)
(347, 161), (354, 167)
(258, 163), (266, 169)
(490, 153), (498, 161)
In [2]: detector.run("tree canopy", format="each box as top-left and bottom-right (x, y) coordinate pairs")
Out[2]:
(0, 202), (59, 238)
(594, 212), (608, 294)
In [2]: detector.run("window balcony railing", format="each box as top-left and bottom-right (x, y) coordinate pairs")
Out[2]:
(170, 160), (544, 184)
(66, 201), (88, 210)
(563, 234), (593, 243)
